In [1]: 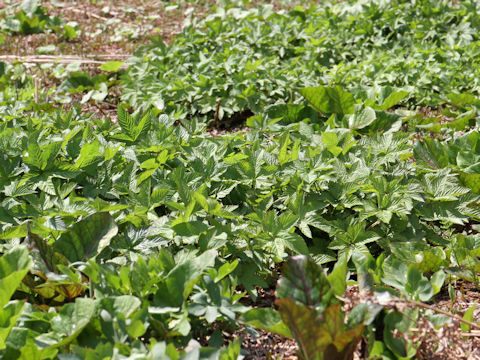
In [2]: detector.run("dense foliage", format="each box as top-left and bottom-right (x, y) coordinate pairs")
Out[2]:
(123, 0), (480, 119)
(1, 0), (480, 359)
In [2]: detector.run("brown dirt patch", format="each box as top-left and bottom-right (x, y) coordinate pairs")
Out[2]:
(0, 0), (191, 56)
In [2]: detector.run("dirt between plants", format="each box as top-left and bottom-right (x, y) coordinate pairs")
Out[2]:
(0, 0), (188, 56)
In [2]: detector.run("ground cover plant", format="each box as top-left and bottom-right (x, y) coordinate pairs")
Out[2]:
(2, 0), (480, 359)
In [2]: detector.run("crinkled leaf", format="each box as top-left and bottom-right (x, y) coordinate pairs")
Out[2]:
(276, 300), (362, 360)
(36, 298), (95, 348)
(53, 212), (118, 262)
(276, 298), (331, 360)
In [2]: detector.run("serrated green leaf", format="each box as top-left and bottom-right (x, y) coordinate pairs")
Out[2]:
(74, 140), (100, 169)
(277, 232), (308, 255)
(117, 106), (136, 140)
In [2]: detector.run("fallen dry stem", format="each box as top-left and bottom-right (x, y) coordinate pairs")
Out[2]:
(403, 299), (480, 331)
(0, 55), (131, 64)
(65, 7), (109, 21)
(338, 293), (480, 330)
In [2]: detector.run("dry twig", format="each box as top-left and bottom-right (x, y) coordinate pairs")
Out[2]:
(0, 54), (131, 64)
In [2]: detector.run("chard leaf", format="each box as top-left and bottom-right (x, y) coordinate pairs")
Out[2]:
(276, 300), (363, 360)
(276, 255), (336, 313)
(27, 230), (60, 273)
(276, 298), (331, 360)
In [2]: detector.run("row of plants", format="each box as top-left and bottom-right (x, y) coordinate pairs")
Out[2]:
(122, 0), (480, 120)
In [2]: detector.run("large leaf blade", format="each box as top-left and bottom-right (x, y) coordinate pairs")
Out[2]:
(53, 212), (118, 262)
(36, 298), (95, 348)
(298, 86), (355, 117)
(0, 301), (26, 350)
(0, 246), (31, 308)
(276, 255), (336, 313)
(276, 299), (331, 360)
(241, 308), (292, 338)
